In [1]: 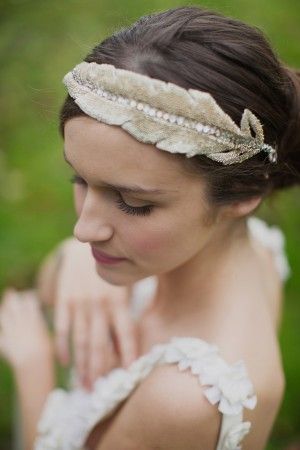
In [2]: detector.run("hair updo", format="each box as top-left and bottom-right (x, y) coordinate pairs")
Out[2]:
(59, 5), (300, 206)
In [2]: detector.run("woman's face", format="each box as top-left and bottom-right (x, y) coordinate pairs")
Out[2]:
(64, 116), (223, 285)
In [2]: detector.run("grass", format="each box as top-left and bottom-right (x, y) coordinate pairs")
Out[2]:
(0, 0), (299, 448)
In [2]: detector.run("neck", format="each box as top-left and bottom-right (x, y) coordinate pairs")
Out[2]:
(148, 216), (251, 323)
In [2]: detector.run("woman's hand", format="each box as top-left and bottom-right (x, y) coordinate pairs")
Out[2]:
(40, 237), (139, 389)
(0, 288), (53, 370)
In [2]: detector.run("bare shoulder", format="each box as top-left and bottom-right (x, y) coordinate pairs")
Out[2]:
(96, 364), (221, 450)
(134, 364), (221, 438)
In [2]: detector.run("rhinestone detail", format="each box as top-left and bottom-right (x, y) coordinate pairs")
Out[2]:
(71, 70), (277, 165)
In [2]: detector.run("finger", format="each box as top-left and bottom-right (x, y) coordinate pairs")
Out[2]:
(87, 301), (112, 387)
(72, 305), (89, 382)
(0, 305), (10, 329)
(3, 290), (23, 313)
(111, 305), (139, 368)
(20, 290), (40, 307)
(1, 288), (19, 306)
(53, 301), (71, 365)
(1, 287), (14, 299)
(21, 291), (44, 319)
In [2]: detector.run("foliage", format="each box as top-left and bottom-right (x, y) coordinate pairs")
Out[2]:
(0, 0), (299, 448)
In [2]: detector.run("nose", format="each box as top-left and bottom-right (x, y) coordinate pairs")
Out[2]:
(73, 190), (114, 243)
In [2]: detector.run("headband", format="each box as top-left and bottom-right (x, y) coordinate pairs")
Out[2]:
(62, 61), (277, 165)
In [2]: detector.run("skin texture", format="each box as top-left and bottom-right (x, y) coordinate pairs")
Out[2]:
(63, 116), (285, 450)
(35, 237), (138, 389)
(0, 115), (285, 450)
(0, 289), (55, 450)
(64, 116), (260, 319)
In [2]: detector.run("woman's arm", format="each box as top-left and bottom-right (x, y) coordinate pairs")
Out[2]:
(14, 349), (55, 450)
(0, 289), (56, 450)
(94, 365), (221, 450)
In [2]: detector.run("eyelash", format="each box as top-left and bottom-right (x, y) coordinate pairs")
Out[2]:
(69, 174), (153, 216)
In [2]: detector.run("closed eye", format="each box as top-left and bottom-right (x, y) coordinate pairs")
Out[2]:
(69, 174), (154, 216)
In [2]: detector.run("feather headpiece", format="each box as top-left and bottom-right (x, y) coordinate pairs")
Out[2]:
(62, 62), (277, 165)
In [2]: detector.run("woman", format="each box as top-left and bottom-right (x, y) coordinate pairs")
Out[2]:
(0, 5), (298, 450)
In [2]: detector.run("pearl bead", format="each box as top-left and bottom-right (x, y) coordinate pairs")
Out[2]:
(176, 117), (184, 125)
(196, 123), (204, 132)
(71, 70), (278, 166)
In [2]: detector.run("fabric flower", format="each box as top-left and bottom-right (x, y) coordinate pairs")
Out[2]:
(166, 337), (219, 373)
(203, 360), (257, 415)
(247, 216), (291, 281)
(37, 390), (68, 434)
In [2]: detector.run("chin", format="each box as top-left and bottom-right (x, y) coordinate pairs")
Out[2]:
(95, 264), (131, 286)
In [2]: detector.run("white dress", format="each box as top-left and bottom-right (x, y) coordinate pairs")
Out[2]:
(34, 216), (291, 450)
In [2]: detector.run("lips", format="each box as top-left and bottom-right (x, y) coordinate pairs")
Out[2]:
(91, 247), (126, 263)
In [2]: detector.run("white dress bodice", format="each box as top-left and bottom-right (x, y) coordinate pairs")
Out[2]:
(34, 216), (291, 450)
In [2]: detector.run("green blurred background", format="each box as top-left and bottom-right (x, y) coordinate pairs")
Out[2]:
(0, 0), (299, 448)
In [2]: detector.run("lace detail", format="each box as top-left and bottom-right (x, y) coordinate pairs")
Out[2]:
(247, 216), (291, 282)
(35, 336), (256, 450)
(222, 422), (251, 450)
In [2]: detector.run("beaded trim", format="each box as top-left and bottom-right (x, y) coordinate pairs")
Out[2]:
(63, 62), (278, 165)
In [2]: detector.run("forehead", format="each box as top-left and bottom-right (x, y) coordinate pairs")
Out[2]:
(63, 116), (193, 189)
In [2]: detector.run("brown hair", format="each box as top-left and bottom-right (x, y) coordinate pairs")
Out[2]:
(59, 5), (300, 205)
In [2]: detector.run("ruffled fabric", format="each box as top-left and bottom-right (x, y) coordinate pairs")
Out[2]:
(34, 216), (289, 449)
(34, 336), (256, 450)
(164, 337), (257, 416)
(247, 216), (291, 282)
(223, 421), (251, 450)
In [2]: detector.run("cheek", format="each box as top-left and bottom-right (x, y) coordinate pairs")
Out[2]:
(121, 208), (212, 262)
(123, 221), (185, 257)
(134, 232), (169, 254)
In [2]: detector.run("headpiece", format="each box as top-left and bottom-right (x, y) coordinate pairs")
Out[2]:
(62, 61), (278, 165)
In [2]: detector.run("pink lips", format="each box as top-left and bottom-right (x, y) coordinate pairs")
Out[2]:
(91, 247), (126, 265)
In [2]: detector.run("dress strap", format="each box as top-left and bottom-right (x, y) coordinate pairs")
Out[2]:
(247, 216), (291, 282)
(163, 338), (256, 450)
(35, 337), (256, 450)
(216, 412), (250, 450)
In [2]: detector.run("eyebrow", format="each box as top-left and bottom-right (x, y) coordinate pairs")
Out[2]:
(63, 148), (178, 195)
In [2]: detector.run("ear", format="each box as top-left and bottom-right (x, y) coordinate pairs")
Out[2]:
(222, 196), (262, 219)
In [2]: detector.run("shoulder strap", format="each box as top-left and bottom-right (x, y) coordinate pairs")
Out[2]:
(164, 337), (257, 450)
(247, 216), (291, 282)
(129, 275), (157, 320)
(35, 337), (257, 450)
(216, 413), (251, 450)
